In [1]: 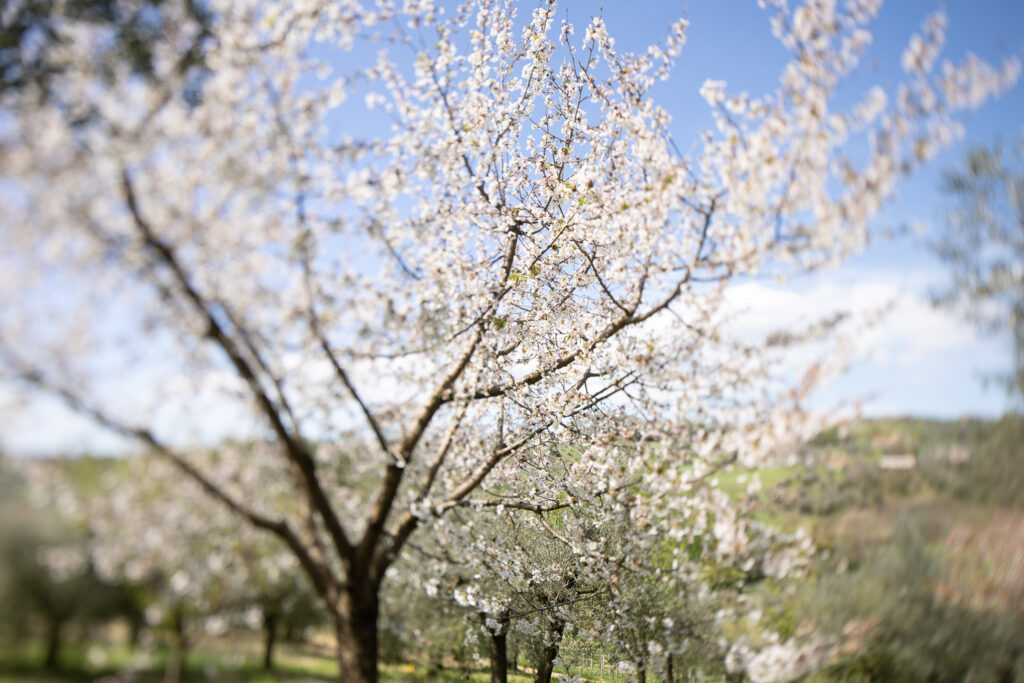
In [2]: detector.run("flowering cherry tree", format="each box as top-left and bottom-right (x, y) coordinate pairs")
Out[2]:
(0, 0), (1017, 680)
(18, 450), (321, 679)
(417, 439), (816, 682)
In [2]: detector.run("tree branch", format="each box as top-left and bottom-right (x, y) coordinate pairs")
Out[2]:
(121, 170), (355, 564)
(2, 352), (339, 603)
(378, 417), (549, 582)
(447, 498), (573, 514)
(357, 327), (483, 579)
(573, 239), (631, 315)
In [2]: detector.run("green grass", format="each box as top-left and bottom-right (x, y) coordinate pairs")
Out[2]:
(382, 665), (535, 681)
(0, 639), (556, 682)
(715, 464), (798, 503)
(0, 638), (336, 682)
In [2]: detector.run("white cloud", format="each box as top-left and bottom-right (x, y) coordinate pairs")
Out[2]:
(722, 265), (1009, 417)
(725, 270), (973, 361)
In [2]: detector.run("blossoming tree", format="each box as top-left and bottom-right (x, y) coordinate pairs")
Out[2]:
(0, 0), (1017, 680)
(17, 449), (322, 680)
(418, 438), (815, 682)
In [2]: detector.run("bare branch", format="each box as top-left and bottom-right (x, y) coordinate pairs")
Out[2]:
(413, 403), (468, 504)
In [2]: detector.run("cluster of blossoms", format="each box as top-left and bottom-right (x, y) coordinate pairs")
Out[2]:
(726, 633), (837, 683)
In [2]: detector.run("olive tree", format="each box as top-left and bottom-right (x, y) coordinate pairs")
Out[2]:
(936, 134), (1024, 396)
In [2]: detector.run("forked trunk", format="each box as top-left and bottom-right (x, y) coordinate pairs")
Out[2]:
(334, 583), (379, 683)
(533, 619), (565, 683)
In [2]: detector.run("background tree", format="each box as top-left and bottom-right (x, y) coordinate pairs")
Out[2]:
(0, 456), (135, 670)
(935, 134), (1024, 396)
(0, 0), (211, 102)
(798, 517), (1024, 682)
(0, 1), (1018, 681)
(45, 449), (326, 681)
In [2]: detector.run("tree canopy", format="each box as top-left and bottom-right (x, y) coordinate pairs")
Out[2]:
(936, 134), (1024, 397)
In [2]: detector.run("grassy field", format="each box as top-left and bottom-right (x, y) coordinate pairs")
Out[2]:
(0, 638), (591, 682)
(0, 639), (547, 682)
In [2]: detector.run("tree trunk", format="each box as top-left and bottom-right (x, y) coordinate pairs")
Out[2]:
(263, 610), (279, 670)
(633, 659), (646, 683)
(163, 609), (186, 683)
(488, 629), (508, 683)
(484, 610), (510, 683)
(665, 653), (674, 683)
(334, 583), (379, 683)
(43, 616), (63, 669)
(128, 612), (143, 651)
(533, 620), (565, 683)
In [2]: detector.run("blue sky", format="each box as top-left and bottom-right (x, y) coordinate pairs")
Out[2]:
(3, 0), (1023, 456)
(572, 0), (1024, 418)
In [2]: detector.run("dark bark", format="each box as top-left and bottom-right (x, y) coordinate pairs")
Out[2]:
(263, 610), (279, 670)
(483, 610), (510, 683)
(43, 616), (63, 669)
(335, 582), (379, 683)
(128, 612), (143, 650)
(533, 620), (565, 683)
(665, 653), (674, 683)
(633, 659), (646, 683)
(163, 609), (186, 683)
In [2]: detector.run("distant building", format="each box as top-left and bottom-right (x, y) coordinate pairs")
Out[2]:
(879, 454), (916, 470)
(927, 444), (972, 465)
(871, 431), (909, 452)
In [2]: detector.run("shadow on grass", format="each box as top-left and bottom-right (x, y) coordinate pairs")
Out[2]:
(0, 642), (546, 682)
(0, 640), (340, 683)
(0, 663), (340, 683)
